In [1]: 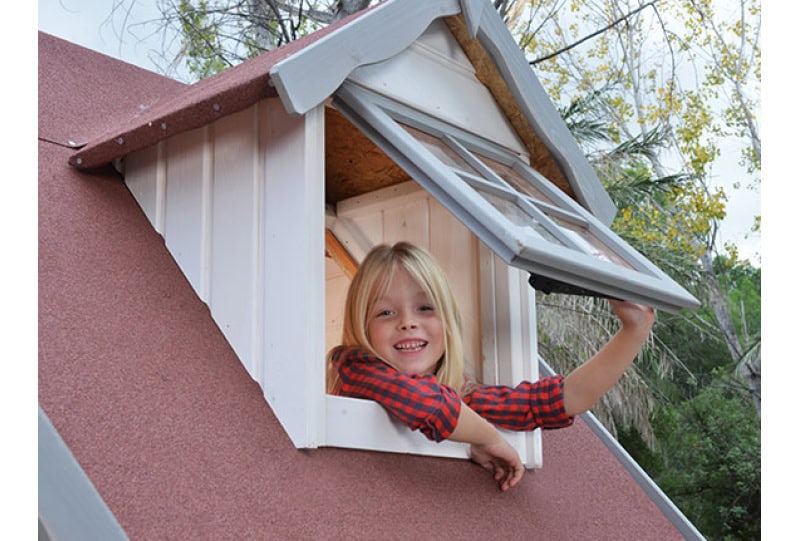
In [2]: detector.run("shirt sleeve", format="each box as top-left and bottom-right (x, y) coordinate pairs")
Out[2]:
(330, 346), (462, 442)
(463, 376), (574, 431)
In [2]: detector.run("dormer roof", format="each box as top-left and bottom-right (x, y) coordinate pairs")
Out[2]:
(67, 0), (617, 223)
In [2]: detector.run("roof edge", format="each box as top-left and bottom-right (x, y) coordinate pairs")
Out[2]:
(68, 5), (374, 171)
(70, 76), (277, 170)
(538, 358), (706, 540)
(269, 0), (462, 116)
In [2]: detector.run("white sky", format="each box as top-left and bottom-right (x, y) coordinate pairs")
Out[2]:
(38, 0), (188, 79)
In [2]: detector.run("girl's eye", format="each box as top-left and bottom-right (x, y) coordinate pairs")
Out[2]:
(419, 305), (435, 312)
(375, 309), (393, 318)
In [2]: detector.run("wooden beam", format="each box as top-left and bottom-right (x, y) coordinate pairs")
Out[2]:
(325, 229), (359, 279)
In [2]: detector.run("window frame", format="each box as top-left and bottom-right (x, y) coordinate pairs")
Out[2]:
(332, 81), (700, 314)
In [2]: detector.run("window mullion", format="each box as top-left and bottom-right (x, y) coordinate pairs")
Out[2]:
(442, 134), (519, 193)
(528, 198), (590, 228)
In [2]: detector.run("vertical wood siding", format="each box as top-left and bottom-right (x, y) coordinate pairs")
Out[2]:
(123, 98), (327, 448)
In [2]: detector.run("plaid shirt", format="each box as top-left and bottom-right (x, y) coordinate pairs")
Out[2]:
(330, 346), (574, 442)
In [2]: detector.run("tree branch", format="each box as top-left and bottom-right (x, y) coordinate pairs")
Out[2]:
(530, 0), (661, 65)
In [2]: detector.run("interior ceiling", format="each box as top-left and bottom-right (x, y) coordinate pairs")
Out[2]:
(324, 106), (411, 205)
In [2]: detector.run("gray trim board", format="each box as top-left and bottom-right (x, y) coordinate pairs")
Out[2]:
(269, 0), (462, 116)
(459, 0), (486, 38)
(538, 359), (707, 541)
(38, 407), (128, 541)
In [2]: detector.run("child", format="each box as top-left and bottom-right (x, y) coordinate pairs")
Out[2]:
(327, 241), (655, 492)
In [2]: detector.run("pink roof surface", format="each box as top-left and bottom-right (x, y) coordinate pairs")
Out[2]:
(38, 30), (684, 540)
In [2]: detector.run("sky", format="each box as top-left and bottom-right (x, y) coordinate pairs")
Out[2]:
(24, 1), (796, 537)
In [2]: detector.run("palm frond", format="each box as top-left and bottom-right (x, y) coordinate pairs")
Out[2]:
(608, 125), (672, 161)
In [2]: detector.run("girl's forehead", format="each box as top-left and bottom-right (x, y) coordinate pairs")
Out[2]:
(374, 266), (429, 299)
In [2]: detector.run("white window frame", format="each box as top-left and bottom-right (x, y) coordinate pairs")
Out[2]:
(332, 81), (700, 314)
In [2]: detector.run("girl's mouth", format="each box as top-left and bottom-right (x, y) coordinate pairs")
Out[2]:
(394, 340), (428, 352)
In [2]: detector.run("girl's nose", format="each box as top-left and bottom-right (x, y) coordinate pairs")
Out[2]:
(399, 312), (418, 330)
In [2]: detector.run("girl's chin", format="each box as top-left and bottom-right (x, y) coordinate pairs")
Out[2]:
(393, 358), (438, 375)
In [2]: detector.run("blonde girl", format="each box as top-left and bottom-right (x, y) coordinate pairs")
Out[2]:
(327, 241), (655, 491)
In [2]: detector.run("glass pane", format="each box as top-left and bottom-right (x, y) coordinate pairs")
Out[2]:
(548, 214), (633, 269)
(474, 186), (564, 245)
(402, 124), (480, 175)
(475, 154), (556, 205)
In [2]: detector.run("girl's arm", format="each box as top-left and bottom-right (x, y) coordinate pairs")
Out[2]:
(448, 403), (525, 492)
(331, 346), (524, 491)
(562, 300), (655, 417)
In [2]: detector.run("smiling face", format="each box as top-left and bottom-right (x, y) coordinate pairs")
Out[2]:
(366, 266), (446, 376)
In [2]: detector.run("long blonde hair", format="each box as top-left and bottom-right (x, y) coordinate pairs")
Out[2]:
(327, 242), (465, 393)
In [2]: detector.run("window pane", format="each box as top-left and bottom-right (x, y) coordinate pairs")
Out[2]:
(402, 125), (480, 175)
(547, 214), (633, 269)
(475, 154), (556, 205)
(474, 186), (564, 245)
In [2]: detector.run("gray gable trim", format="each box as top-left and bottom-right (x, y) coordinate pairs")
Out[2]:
(269, 0), (462, 116)
(469, 9), (617, 225)
(459, 0), (487, 38)
(38, 407), (127, 541)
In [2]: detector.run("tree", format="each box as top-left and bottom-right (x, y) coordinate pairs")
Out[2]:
(119, 0), (378, 80)
(653, 380), (760, 540)
(509, 0), (761, 414)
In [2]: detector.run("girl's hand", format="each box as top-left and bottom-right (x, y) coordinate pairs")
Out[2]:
(469, 439), (525, 491)
(608, 299), (655, 333)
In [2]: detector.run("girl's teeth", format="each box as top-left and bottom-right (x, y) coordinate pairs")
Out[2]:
(395, 341), (426, 351)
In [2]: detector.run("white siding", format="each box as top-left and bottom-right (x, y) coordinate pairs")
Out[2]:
(123, 97), (326, 448)
(164, 128), (209, 301)
(208, 108), (260, 376)
(260, 100), (326, 447)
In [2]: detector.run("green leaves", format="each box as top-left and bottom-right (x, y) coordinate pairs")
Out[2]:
(653, 382), (760, 540)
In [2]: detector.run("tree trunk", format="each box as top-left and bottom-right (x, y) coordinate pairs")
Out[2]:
(699, 251), (761, 414)
(700, 252), (743, 361)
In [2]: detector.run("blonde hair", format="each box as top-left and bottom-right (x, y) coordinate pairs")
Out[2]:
(327, 242), (465, 394)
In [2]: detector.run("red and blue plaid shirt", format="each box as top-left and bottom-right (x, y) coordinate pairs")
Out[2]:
(330, 345), (574, 442)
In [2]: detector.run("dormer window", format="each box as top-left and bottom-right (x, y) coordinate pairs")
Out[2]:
(113, 8), (697, 471)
